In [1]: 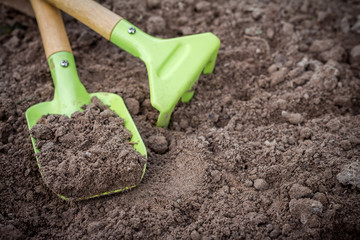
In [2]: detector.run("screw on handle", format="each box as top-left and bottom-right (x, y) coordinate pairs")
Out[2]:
(60, 59), (69, 67)
(30, 0), (72, 59)
(46, 0), (123, 40)
(128, 27), (136, 34)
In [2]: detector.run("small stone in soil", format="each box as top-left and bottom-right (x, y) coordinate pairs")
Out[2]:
(350, 45), (360, 65)
(289, 183), (313, 199)
(244, 180), (253, 187)
(125, 98), (140, 115)
(281, 111), (304, 124)
(351, 20), (360, 33)
(266, 28), (275, 39)
(320, 45), (345, 62)
(195, 1), (211, 12)
(252, 9), (262, 20)
(300, 127), (313, 140)
(179, 119), (189, 129)
(211, 170), (221, 182)
(270, 67), (287, 87)
(276, 99), (287, 110)
(190, 230), (201, 240)
(282, 223), (292, 235)
(248, 212), (267, 225)
(340, 17), (350, 33)
(326, 118), (342, 132)
(336, 162), (360, 190)
(288, 66), (304, 79)
(312, 192), (328, 206)
(148, 135), (168, 154)
(289, 198), (323, 225)
(334, 95), (351, 108)
(245, 26), (262, 36)
(339, 140), (352, 151)
(254, 179), (269, 190)
(270, 226), (281, 238)
(309, 39), (333, 53)
(349, 136), (360, 145)
(31, 125), (53, 140)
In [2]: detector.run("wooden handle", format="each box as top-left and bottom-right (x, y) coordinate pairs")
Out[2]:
(46, 0), (122, 40)
(31, 0), (72, 58)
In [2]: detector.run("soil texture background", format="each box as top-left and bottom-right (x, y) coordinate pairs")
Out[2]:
(1, 0), (360, 239)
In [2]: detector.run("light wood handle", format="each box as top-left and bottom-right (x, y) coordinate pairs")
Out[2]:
(31, 0), (72, 59)
(46, 0), (123, 40)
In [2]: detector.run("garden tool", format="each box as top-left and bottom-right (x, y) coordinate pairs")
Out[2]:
(46, 0), (220, 127)
(26, 0), (147, 201)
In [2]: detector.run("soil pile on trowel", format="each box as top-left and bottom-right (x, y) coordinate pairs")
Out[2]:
(30, 97), (146, 199)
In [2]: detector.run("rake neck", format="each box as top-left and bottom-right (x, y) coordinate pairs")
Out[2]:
(110, 20), (156, 61)
(48, 51), (90, 108)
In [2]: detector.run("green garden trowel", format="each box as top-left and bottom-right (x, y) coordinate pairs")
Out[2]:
(46, 0), (220, 127)
(26, 0), (147, 201)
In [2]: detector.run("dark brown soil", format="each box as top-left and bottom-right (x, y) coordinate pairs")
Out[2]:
(30, 97), (146, 200)
(1, 0), (360, 239)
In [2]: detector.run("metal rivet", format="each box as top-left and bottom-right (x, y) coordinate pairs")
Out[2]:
(60, 60), (69, 67)
(128, 27), (136, 34)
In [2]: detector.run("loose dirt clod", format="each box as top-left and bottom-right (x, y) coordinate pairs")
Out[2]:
(289, 198), (323, 226)
(281, 111), (304, 124)
(337, 162), (360, 190)
(350, 44), (360, 65)
(148, 134), (168, 154)
(289, 183), (313, 199)
(254, 178), (269, 190)
(30, 97), (146, 199)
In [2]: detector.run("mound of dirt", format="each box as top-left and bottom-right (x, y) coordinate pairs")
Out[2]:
(30, 97), (146, 200)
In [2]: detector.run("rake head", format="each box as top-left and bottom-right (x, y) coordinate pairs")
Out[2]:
(111, 20), (220, 127)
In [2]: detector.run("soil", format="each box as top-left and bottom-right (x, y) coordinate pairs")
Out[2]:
(1, 0), (360, 239)
(30, 96), (146, 200)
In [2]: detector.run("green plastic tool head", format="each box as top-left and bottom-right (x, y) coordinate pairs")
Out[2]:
(25, 51), (147, 201)
(110, 20), (220, 127)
